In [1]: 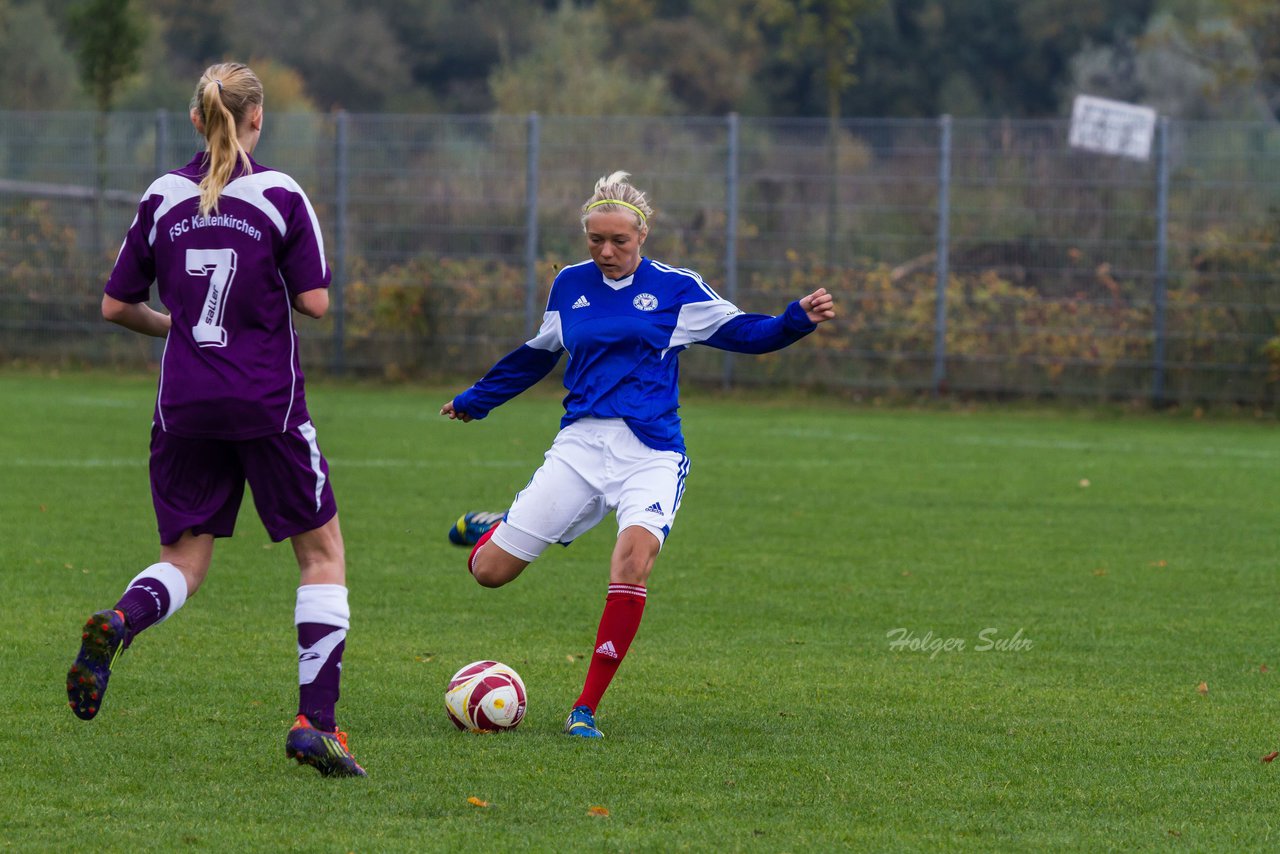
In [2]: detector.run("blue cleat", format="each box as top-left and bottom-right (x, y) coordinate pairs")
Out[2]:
(286, 714), (367, 777)
(563, 705), (604, 739)
(66, 609), (128, 721)
(448, 511), (504, 546)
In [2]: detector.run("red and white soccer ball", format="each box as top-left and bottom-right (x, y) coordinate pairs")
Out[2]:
(445, 660), (527, 732)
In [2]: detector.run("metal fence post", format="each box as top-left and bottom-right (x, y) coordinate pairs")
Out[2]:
(332, 110), (348, 375)
(722, 112), (740, 390)
(524, 112), (541, 339)
(932, 115), (952, 396)
(154, 109), (168, 175)
(1152, 116), (1170, 405)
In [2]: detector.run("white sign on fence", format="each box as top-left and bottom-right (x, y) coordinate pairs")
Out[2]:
(1068, 94), (1158, 161)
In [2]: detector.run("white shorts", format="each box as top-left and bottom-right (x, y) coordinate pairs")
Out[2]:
(492, 417), (690, 562)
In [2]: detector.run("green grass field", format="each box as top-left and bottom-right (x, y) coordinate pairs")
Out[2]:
(2, 369), (1279, 851)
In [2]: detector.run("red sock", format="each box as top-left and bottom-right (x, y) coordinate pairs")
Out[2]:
(468, 523), (499, 575)
(575, 583), (647, 712)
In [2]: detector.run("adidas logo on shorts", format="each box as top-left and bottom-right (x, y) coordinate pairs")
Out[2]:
(572, 295), (590, 309)
(644, 501), (663, 515)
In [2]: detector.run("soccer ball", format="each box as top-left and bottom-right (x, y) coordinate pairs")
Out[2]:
(445, 660), (527, 732)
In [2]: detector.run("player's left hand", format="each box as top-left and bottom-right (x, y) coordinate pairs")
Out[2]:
(799, 287), (835, 324)
(440, 400), (474, 422)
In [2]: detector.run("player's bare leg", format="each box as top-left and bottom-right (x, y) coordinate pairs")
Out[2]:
(468, 527), (531, 588)
(159, 530), (214, 593)
(609, 526), (660, 586)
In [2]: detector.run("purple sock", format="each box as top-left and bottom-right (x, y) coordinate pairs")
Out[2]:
(295, 584), (350, 732)
(297, 622), (345, 732)
(114, 563), (189, 646)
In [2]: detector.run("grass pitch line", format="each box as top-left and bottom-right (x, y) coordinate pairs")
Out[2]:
(765, 426), (1280, 461)
(8, 456), (533, 469)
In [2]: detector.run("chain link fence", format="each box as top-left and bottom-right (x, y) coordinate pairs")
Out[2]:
(2, 111), (1278, 404)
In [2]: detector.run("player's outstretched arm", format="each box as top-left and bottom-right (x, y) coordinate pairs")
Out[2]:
(798, 287), (836, 325)
(440, 400), (474, 423)
(102, 294), (171, 338)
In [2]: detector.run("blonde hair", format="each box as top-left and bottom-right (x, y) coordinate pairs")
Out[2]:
(580, 171), (652, 233)
(191, 62), (263, 217)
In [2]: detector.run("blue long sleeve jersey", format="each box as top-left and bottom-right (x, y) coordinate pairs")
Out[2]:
(453, 257), (819, 453)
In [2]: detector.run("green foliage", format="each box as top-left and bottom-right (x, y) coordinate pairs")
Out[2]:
(1158, 0), (1280, 119)
(146, 0), (234, 79)
(333, 241), (1280, 403)
(596, 0), (772, 114)
(22, 0), (1278, 118)
(63, 0), (147, 111)
(1183, 220), (1280, 372)
(489, 1), (678, 115)
(850, 0), (1157, 118)
(757, 0), (883, 119)
(341, 254), (531, 380)
(0, 0), (81, 109)
(0, 199), (84, 312)
(0, 199), (137, 364)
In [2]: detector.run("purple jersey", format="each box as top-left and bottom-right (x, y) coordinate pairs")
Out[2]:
(106, 152), (330, 439)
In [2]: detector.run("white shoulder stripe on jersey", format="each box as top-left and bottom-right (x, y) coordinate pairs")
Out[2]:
(649, 259), (724, 301)
(222, 173), (328, 280)
(526, 310), (564, 352)
(220, 174), (289, 235)
(662, 299), (744, 357)
(140, 171), (328, 284)
(144, 174), (202, 246)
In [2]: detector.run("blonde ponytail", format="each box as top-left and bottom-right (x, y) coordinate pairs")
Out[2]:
(191, 63), (263, 217)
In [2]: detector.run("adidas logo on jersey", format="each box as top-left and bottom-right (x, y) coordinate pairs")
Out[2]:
(572, 295), (591, 309)
(595, 640), (619, 659)
(645, 501), (663, 515)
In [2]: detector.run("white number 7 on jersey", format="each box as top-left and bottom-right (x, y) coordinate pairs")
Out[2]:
(187, 248), (238, 348)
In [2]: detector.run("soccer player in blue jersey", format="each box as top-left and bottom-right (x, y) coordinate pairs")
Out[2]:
(442, 171), (836, 738)
(65, 63), (365, 777)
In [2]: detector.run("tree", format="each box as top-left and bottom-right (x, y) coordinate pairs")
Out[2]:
(65, 0), (147, 113)
(1157, 0), (1280, 120)
(489, 1), (676, 116)
(597, 0), (771, 114)
(1065, 2), (1279, 121)
(148, 0), (233, 79)
(1232, 0), (1280, 118)
(227, 0), (411, 111)
(758, 0), (882, 122)
(846, 0), (1155, 118)
(0, 1), (80, 110)
(752, 0), (883, 118)
(63, 0), (147, 256)
(366, 0), (552, 112)
(756, 0), (883, 262)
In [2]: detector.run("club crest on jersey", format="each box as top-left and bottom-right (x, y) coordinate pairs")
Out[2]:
(633, 293), (659, 311)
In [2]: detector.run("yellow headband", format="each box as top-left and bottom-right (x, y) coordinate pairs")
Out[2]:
(587, 198), (647, 224)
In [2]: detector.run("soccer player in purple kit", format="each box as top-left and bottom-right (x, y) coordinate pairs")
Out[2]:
(64, 62), (365, 777)
(442, 171), (836, 738)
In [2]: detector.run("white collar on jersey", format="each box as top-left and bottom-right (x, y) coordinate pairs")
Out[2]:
(599, 270), (635, 290)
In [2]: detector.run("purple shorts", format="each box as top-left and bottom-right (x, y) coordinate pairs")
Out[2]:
(149, 420), (338, 545)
